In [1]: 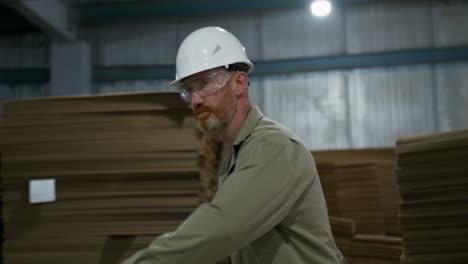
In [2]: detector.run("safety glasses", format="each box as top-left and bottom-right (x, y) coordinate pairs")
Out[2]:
(177, 70), (234, 103)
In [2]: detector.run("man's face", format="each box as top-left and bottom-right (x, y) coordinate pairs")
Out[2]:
(182, 68), (237, 134)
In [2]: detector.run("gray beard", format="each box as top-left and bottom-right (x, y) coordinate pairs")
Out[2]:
(198, 105), (236, 134)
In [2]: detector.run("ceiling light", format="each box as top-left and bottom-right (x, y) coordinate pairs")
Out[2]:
(310, 0), (332, 17)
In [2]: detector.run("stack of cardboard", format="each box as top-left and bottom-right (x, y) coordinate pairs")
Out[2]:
(329, 216), (355, 262)
(313, 149), (400, 235)
(376, 163), (401, 236)
(333, 163), (387, 235)
(396, 129), (468, 264)
(316, 163), (339, 216)
(352, 234), (402, 264)
(313, 149), (402, 264)
(0, 92), (202, 263)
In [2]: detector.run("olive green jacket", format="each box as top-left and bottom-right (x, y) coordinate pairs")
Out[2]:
(123, 107), (344, 264)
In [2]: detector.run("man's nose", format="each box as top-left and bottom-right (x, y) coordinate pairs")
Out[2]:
(191, 92), (203, 107)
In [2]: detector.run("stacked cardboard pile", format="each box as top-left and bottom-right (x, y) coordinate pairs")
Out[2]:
(312, 149), (402, 264)
(329, 216), (355, 262)
(315, 161), (340, 218)
(333, 163), (387, 235)
(397, 129), (468, 264)
(352, 234), (402, 264)
(0, 92), (202, 263)
(313, 149), (400, 235)
(316, 163), (339, 216)
(377, 163), (401, 236)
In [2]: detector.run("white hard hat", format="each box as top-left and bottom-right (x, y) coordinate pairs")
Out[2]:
(170, 27), (254, 86)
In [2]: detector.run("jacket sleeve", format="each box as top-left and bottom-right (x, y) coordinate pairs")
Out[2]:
(122, 133), (314, 264)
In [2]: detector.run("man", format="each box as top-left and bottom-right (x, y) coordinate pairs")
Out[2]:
(123, 27), (345, 264)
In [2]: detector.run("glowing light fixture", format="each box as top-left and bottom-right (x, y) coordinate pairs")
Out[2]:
(310, 0), (332, 17)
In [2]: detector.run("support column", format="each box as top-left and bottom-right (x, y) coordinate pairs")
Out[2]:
(50, 41), (92, 96)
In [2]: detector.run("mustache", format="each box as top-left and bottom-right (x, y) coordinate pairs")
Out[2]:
(194, 106), (212, 115)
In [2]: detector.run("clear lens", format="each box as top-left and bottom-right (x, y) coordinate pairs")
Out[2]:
(178, 87), (191, 103)
(178, 70), (233, 103)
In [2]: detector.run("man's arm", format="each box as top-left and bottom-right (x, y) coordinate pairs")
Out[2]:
(123, 134), (312, 264)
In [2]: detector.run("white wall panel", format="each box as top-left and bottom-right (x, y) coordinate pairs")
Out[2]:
(432, 3), (468, 47)
(260, 8), (344, 60)
(435, 62), (468, 131)
(349, 66), (436, 148)
(346, 2), (432, 53)
(263, 71), (349, 150)
(81, 13), (261, 67)
(82, 19), (178, 66)
(249, 76), (264, 111)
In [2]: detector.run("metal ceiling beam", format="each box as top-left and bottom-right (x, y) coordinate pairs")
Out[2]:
(4, 0), (75, 41)
(94, 46), (468, 81)
(253, 46), (468, 75)
(94, 65), (174, 82)
(2, 46), (468, 84)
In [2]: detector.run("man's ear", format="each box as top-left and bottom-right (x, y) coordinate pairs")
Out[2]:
(233, 72), (249, 96)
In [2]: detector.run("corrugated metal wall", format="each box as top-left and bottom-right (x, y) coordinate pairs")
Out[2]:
(82, 20), (178, 66)
(263, 71), (349, 149)
(1, 1), (468, 149)
(348, 66), (436, 148)
(345, 2), (432, 53)
(435, 62), (468, 132)
(432, 3), (468, 47)
(0, 33), (49, 68)
(260, 8), (345, 59)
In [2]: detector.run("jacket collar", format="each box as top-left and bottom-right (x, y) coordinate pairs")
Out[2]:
(233, 106), (263, 148)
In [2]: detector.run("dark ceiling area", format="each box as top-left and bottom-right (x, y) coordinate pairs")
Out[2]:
(1, 0), (467, 35)
(0, 2), (41, 34)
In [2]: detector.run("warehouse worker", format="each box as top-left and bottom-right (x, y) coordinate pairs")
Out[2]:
(123, 27), (345, 264)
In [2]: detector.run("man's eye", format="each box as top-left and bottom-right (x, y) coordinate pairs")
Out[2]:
(196, 79), (209, 90)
